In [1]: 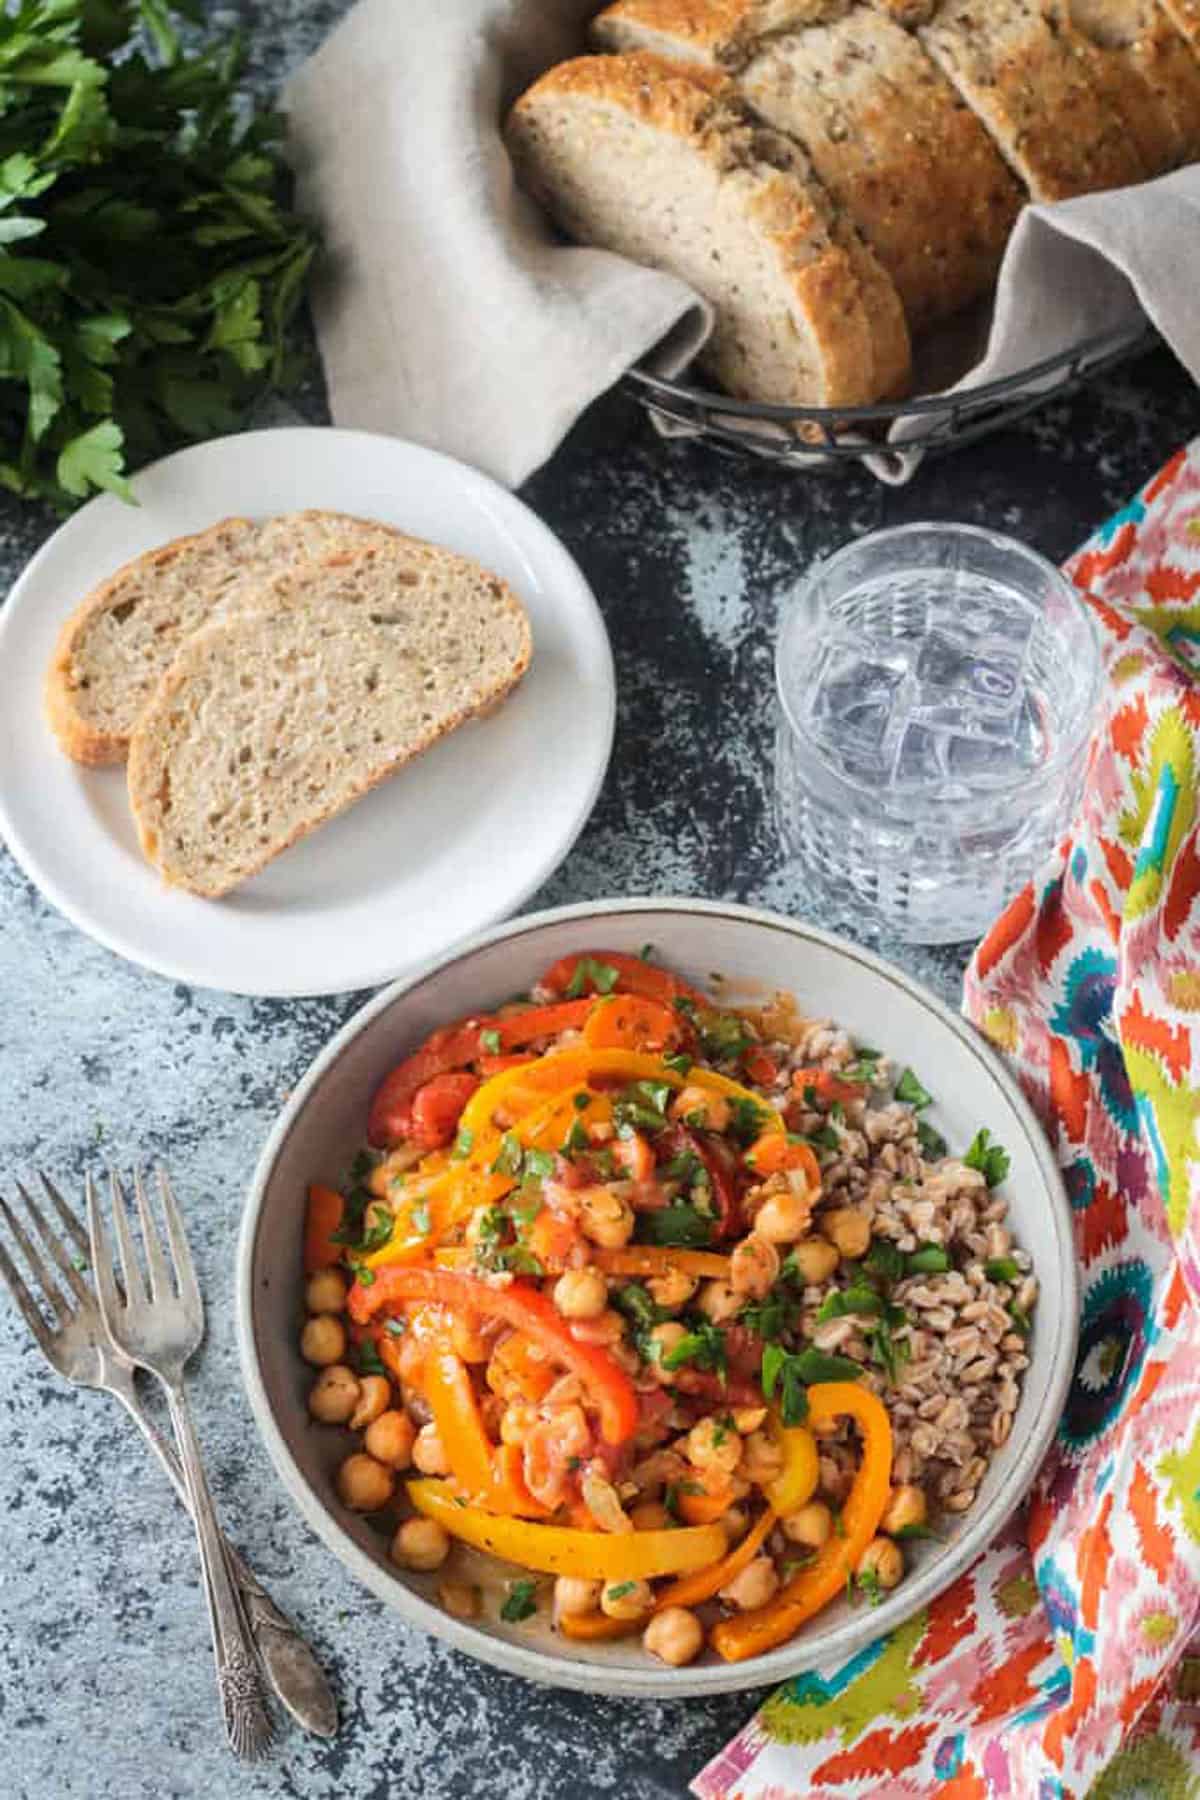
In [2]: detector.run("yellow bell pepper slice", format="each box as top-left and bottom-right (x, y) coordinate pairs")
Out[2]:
(654, 1506), (777, 1612)
(762, 1415), (820, 1516)
(516, 1086), (613, 1152)
(407, 1479), (726, 1579)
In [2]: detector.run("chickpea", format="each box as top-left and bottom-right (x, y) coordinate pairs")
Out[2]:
(686, 1415), (743, 1476)
(300, 1314), (347, 1367)
(720, 1505), (749, 1545)
(305, 1268), (348, 1314)
(720, 1555), (779, 1610)
(755, 1186), (812, 1245)
(629, 1500), (671, 1531)
(820, 1207), (872, 1260)
(788, 1237), (841, 1285)
(569, 1308), (626, 1347)
(730, 1234), (779, 1299)
(741, 1429), (785, 1486)
(697, 1280), (742, 1325)
(600, 1578), (653, 1622)
(307, 1364), (361, 1425)
(882, 1484), (927, 1536)
(643, 1606), (704, 1667)
(578, 1185), (636, 1249)
(438, 1580), (480, 1620)
(412, 1422), (449, 1476)
(818, 1457), (851, 1504)
(553, 1267), (608, 1320)
(857, 1535), (904, 1590)
(648, 1320), (689, 1381)
(781, 1501), (833, 1548)
(733, 1406), (768, 1435)
(500, 1401), (538, 1446)
(365, 1409), (416, 1470)
(336, 1452), (394, 1512)
(670, 1086), (731, 1133)
(391, 1517), (450, 1572)
(451, 1315), (493, 1363)
(348, 1374), (392, 1431)
(646, 1267), (698, 1312)
(554, 1576), (603, 1619)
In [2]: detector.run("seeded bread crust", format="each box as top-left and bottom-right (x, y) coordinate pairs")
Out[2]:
(1159, 0), (1200, 54)
(507, 51), (910, 405)
(126, 539), (533, 900)
(45, 510), (402, 767)
(1045, 1), (1200, 171)
(591, 1), (853, 66)
(595, 0), (1023, 330)
(917, 1), (1146, 201)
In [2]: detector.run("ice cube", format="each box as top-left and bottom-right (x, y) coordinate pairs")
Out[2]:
(912, 626), (1027, 736)
(806, 647), (912, 783)
(891, 723), (950, 792)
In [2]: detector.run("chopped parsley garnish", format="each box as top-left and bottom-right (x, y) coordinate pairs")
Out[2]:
(638, 1204), (717, 1248)
(452, 1126), (475, 1160)
(490, 1131), (525, 1177)
(573, 1090), (592, 1111)
(864, 1241), (906, 1284)
(985, 1256), (1022, 1284)
(1008, 1302), (1031, 1337)
(739, 1284), (801, 1343)
(410, 1200), (431, 1237)
(841, 1051), (884, 1085)
(473, 1204), (544, 1277)
(892, 1522), (945, 1543)
(728, 1097), (769, 1145)
(356, 1338), (387, 1377)
(816, 1285), (884, 1323)
(760, 1344), (810, 1427)
(907, 1245), (951, 1276)
(916, 1119), (949, 1161)
(868, 1306), (911, 1385)
(853, 1565), (885, 1607)
(332, 1201), (393, 1254)
(500, 1579), (539, 1623)
(663, 1052), (694, 1077)
(613, 1081), (672, 1135)
(560, 1117), (591, 1155)
(674, 997), (753, 1063)
(480, 1028), (502, 1055)
(565, 958), (620, 999)
(965, 1128), (1011, 1187)
(794, 1347), (865, 1385)
(523, 1147), (556, 1181)
(663, 1149), (711, 1191)
(660, 1320), (727, 1379)
(663, 1478), (705, 1519)
(349, 1149), (373, 1185)
(612, 1282), (669, 1357)
(353, 1264), (375, 1288)
(383, 1317), (406, 1337)
(606, 1581), (637, 1601)
(639, 943), (656, 962)
(895, 1068), (933, 1110)
(801, 1123), (841, 1152)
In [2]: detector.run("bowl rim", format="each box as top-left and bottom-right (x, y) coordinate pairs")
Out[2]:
(236, 896), (1078, 1698)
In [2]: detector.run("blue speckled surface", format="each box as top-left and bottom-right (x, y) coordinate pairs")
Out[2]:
(2, 5), (1199, 1796)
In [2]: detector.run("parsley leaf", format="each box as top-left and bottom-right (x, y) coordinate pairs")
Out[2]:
(499, 1579), (538, 1623)
(565, 958), (620, 999)
(356, 1338), (386, 1378)
(480, 1028), (502, 1054)
(985, 1256), (1022, 1284)
(895, 1068), (933, 1110)
(863, 1241), (906, 1285)
(964, 1128), (1012, 1188)
(816, 1285), (883, 1324)
(761, 1343), (810, 1427)
(916, 1119), (949, 1160)
(490, 1132), (524, 1177)
(452, 1126), (474, 1160)
(638, 1204), (716, 1248)
(660, 1320), (727, 1378)
(606, 1581), (637, 1601)
(907, 1245), (951, 1276)
(522, 1147), (556, 1182)
(663, 1052), (694, 1077)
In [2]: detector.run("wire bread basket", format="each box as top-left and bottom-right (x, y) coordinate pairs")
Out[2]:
(624, 321), (1157, 481)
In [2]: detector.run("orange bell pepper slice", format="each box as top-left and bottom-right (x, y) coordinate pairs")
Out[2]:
(655, 1506), (777, 1612)
(558, 1612), (638, 1642)
(677, 1472), (739, 1526)
(743, 1046), (779, 1086)
(583, 995), (682, 1053)
(762, 1416), (820, 1516)
(348, 1267), (639, 1446)
(791, 1068), (862, 1109)
(421, 1338), (495, 1498)
(304, 1184), (344, 1274)
(745, 1134), (822, 1192)
(539, 950), (709, 1009)
(710, 1382), (893, 1662)
(592, 1246), (731, 1281)
(485, 1330), (557, 1404)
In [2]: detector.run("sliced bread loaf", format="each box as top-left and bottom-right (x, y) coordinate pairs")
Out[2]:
(505, 52), (911, 406)
(917, 1), (1147, 201)
(591, 1), (853, 66)
(1159, 0), (1200, 55)
(595, 1), (1023, 330)
(1045, 1), (1200, 172)
(126, 537), (533, 899)
(46, 510), (397, 767)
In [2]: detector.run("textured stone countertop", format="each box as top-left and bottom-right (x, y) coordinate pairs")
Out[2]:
(2, 6), (1200, 1798)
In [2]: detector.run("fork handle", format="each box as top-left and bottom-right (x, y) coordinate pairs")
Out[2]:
(164, 1379), (275, 1760)
(110, 1388), (337, 1738)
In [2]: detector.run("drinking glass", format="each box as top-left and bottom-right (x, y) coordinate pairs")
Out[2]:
(774, 523), (1104, 945)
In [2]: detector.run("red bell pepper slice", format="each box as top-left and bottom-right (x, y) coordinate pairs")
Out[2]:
(347, 1267), (639, 1447)
(657, 1122), (740, 1239)
(539, 950), (708, 1010)
(304, 1184), (344, 1275)
(409, 1072), (480, 1150)
(367, 1001), (596, 1146)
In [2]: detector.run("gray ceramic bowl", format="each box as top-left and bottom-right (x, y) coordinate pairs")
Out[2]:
(237, 899), (1077, 1697)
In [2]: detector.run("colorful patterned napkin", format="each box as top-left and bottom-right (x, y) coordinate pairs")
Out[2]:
(695, 442), (1200, 1800)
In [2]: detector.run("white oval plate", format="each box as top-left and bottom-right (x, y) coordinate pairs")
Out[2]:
(0, 429), (614, 996)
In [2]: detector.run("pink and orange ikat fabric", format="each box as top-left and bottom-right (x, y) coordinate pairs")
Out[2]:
(695, 443), (1200, 1800)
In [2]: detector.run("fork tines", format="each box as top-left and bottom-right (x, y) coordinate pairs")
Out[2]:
(0, 1173), (95, 1353)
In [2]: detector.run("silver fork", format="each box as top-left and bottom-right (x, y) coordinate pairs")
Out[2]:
(87, 1168), (276, 1760)
(0, 1174), (336, 1742)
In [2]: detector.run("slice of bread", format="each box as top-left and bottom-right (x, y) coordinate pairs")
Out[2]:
(591, 1), (853, 66)
(46, 510), (395, 767)
(917, 1), (1147, 201)
(1159, 0), (1200, 56)
(595, 1), (1023, 330)
(505, 52), (911, 406)
(1045, 1), (1200, 172)
(126, 538), (533, 900)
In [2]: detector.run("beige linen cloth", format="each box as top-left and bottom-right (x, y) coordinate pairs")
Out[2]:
(286, 0), (1200, 489)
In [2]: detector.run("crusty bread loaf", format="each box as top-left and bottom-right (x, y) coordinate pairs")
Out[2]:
(591, 0), (852, 65)
(46, 510), (398, 767)
(506, 52), (911, 406)
(126, 538), (533, 899)
(595, 1), (1022, 330)
(917, 1), (1146, 201)
(1044, 1), (1200, 172)
(1159, 0), (1200, 56)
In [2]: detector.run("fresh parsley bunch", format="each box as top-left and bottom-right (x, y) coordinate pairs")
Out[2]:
(0, 0), (318, 508)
